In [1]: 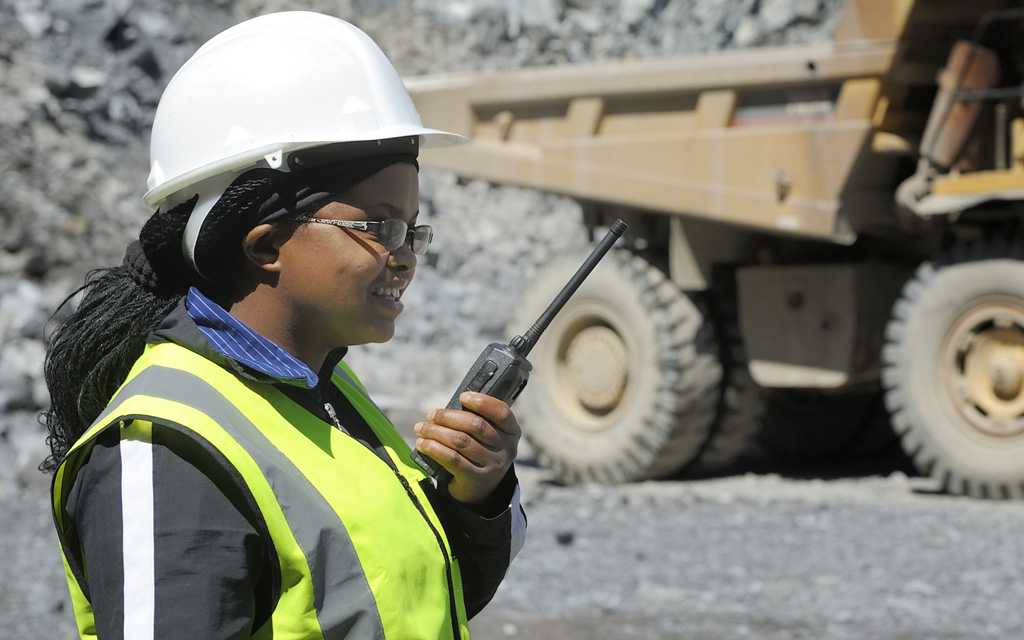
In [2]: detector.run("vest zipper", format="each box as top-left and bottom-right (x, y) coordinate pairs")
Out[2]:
(325, 390), (460, 637)
(323, 402), (349, 434)
(392, 471), (463, 640)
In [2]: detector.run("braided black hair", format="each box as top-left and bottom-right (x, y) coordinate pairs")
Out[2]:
(40, 200), (194, 473)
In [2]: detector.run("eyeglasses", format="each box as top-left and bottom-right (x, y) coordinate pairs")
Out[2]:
(299, 217), (433, 255)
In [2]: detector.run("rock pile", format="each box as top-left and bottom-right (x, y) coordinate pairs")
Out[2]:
(0, 0), (845, 494)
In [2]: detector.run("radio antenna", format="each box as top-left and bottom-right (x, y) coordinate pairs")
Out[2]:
(510, 219), (628, 357)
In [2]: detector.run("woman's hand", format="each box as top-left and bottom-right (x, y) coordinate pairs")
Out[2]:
(413, 391), (521, 504)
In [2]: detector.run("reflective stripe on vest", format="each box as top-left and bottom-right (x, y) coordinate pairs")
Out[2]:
(52, 342), (470, 640)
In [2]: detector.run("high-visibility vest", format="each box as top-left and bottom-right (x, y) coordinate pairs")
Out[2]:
(52, 341), (470, 639)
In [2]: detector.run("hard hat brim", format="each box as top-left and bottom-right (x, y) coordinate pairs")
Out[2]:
(144, 128), (466, 208)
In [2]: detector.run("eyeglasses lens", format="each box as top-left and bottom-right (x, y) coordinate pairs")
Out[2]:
(410, 226), (432, 255)
(377, 219), (408, 252)
(376, 219), (432, 255)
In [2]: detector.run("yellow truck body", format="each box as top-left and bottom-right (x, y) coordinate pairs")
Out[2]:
(409, 0), (1024, 498)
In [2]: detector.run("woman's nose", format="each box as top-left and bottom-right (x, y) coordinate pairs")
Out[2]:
(387, 243), (416, 270)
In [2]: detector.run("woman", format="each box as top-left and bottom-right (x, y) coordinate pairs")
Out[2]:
(43, 12), (526, 640)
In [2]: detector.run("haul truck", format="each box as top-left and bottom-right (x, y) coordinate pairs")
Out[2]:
(407, 0), (1024, 498)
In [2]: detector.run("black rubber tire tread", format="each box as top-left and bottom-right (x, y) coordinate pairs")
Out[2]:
(688, 270), (765, 472)
(510, 248), (721, 484)
(883, 237), (1024, 499)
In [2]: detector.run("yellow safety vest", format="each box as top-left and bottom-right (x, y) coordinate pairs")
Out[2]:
(52, 341), (470, 639)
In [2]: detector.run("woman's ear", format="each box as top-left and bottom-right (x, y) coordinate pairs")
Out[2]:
(242, 223), (290, 273)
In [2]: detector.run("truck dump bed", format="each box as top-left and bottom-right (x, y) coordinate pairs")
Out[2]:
(408, 0), (1005, 244)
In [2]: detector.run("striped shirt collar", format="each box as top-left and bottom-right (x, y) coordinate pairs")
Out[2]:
(185, 287), (319, 389)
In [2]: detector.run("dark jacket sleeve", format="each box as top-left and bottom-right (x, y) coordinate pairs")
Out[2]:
(429, 467), (527, 619)
(64, 425), (274, 640)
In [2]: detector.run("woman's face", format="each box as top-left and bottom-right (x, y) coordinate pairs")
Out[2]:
(275, 161), (420, 353)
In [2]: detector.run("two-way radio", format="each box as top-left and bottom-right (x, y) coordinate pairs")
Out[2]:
(411, 219), (629, 482)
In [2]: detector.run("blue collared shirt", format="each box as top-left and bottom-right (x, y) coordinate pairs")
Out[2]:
(185, 287), (319, 389)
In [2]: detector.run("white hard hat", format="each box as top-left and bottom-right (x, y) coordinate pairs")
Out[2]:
(142, 11), (465, 272)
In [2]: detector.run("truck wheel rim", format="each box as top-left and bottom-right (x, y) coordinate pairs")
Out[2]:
(945, 302), (1024, 438)
(563, 324), (628, 414)
(553, 313), (632, 433)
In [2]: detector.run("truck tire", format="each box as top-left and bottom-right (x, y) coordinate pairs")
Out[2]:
(510, 248), (721, 483)
(689, 364), (763, 471)
(883, 239), (1024, 498)
(688, 272), (765, 472)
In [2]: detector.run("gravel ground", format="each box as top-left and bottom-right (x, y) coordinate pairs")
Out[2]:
(5, 438), (1023, 640)
(477, 450), (1024, 640)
